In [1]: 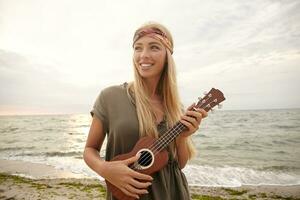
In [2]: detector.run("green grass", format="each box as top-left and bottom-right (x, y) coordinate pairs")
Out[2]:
(58, 182), (106, 195)
(0, 173), (51, 190)
(259, 192), (267, 198)
(248, 194), (257, 199)
(270, 195), (299, 200)
(191, 194), (226, 200)
(0, 172), (106, 198)
(223, 188), (248, 195)
(2, 173), (299, 200)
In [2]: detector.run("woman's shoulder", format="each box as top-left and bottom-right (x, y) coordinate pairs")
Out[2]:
(98, 82), (129, 98)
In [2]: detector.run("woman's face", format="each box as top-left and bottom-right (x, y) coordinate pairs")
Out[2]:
(133, 36), (167, 80)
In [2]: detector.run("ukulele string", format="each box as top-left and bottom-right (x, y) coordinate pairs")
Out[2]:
(132, 123), (186, 170)
(132, 122), (187, 170)
(131, 123), (184, 169)
(134, 100), (211, 169)
(155, 99), (217, 154)
(131, 125), (179, 169)
(135, 106), (209, 169)
(133, 123), (186, 169)
(134, 98), (214, 169)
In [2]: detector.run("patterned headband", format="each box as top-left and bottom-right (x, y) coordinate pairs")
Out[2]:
(133, 28), (173, 54)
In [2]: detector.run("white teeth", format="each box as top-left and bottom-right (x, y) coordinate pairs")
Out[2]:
(140, 64), (153, 67)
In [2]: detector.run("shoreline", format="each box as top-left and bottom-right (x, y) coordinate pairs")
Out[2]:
(0, 159), (88, 179)
(1, 159), (299, 200)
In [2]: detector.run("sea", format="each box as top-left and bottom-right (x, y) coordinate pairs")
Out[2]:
(0, 109), (299, 187)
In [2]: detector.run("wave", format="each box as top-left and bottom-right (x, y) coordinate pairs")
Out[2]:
(203, 146), (221, 150)
(2, 156), (300, 187)
(45, 151), (83, 157)
(272, 125), (299, 130)
(273, 150), (287, 154)
(183, 165), (300, 187)
(0, 146), (35, 152)
(0, 127), (20, 134)
(14, 151), (83, 157)
(260, 165), (300, 172)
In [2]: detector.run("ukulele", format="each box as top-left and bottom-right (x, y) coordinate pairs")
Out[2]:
(106, 88), (226, 200)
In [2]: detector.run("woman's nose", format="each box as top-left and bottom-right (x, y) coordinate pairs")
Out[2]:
(140, 48), (150, 59)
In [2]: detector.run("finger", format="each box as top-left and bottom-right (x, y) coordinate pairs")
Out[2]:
(131, 171), (153, 181)
(185, 111), (203, 122)
(126, 184), (148, 195)
(180, 119), (195, 131)
(193, 108), (208, 118)
(181, 115), (199, 127)
(129, 178), (152, 189)
(123, 154), (140, 165)
(201, 109), (208, 118)
(187, 103), (196, 111)
(120, 187), (139, 199)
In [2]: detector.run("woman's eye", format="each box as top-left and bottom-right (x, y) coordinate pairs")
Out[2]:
(134, 46), (142, 51)
(151, 46), (160, 50)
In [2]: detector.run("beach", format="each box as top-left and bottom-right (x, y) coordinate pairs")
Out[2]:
(1, 110), (300, 199)
(1, 159), (299, 200)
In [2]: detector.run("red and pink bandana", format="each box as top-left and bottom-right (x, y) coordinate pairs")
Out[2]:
(133, 28), (173, 54)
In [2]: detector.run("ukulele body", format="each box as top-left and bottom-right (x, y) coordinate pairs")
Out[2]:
(105, 136), (169, 200)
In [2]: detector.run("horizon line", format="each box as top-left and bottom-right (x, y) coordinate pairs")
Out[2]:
(1, 107), (299, 117)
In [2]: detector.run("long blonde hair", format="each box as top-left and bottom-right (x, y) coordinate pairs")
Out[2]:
(128, 22), (196, 159)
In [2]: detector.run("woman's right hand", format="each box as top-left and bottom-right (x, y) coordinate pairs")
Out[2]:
(100, 154), (153, 199)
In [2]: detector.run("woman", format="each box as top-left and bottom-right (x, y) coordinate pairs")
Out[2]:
(83, 22), (207, 200)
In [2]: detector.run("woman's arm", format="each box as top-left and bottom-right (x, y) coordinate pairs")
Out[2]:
(83, 116), (106, 176)
(175, 104), (208, 169)
(175, 135), (190, 169)
(83, 116), (153, 199)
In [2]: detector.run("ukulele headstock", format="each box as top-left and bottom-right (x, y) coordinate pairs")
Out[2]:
(195, 88), (226, 112)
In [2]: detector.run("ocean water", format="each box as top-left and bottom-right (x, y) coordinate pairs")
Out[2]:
(0, 109), (299, 187)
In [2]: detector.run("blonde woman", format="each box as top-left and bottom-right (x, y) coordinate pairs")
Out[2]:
(84, 22), (207, 200)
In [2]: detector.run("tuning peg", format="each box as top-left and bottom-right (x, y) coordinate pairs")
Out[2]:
(210, 108), (215, 113)
(198, 97), (202, 101)
(203, 91), (208, 95)
(218, 104), (223, 109)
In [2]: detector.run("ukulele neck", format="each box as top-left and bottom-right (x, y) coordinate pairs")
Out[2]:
(156, 121), (187, 150)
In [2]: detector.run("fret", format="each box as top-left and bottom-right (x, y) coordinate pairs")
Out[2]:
(156, 121), (186, 150)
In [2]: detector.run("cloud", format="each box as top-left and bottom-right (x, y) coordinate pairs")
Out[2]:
(0, 0), (299, 114)
(0, 50), (100, 113)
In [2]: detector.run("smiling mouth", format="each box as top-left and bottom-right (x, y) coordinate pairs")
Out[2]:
(140, 63), (153, 70)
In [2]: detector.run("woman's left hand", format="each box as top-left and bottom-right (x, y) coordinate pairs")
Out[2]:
(180, 103), (208, 137)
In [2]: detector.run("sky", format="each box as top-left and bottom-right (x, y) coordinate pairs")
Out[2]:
(0, 0), (299, 115)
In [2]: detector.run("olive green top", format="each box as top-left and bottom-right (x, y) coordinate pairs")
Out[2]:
(91, 83), (190, 200)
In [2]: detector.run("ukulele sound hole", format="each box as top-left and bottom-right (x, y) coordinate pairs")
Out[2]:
(136, 149), (154, 169)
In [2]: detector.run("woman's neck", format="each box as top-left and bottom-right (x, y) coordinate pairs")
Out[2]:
(144, 76), (161, 98)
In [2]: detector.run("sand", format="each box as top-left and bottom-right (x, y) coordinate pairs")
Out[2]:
(0, 159), (299, 200)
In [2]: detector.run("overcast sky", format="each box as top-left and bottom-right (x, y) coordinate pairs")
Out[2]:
(0, 0), (299, 115)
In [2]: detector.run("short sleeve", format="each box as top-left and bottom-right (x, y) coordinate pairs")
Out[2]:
(90, 90), (109, 134)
